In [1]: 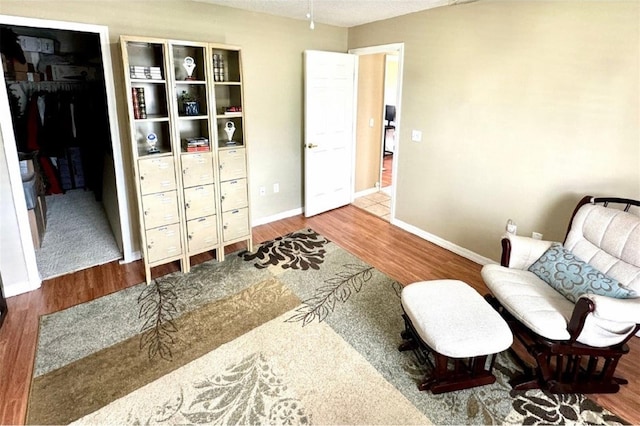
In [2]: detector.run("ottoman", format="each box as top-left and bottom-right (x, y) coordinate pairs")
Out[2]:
(399, 280), (513, 394)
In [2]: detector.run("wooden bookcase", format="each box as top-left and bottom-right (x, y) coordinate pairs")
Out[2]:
(120, 36), (252, 284)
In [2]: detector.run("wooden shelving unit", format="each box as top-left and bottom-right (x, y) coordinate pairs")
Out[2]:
(121, 36), (252, 284)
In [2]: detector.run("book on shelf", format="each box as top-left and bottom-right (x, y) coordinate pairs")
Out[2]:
(132, 87), (139, 119)
(212, 54), (225, 82)
(185, 145), (211, 152)
(183, 137), (210, 152)
(131, 87), (147, 119)
(223, 106), (242, 115)
(129, 65), (162, 80)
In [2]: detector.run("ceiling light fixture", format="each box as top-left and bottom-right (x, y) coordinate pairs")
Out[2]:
(306, 0), (315, 30)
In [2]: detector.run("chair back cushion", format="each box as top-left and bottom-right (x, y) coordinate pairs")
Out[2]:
(564, 204), (640, 292)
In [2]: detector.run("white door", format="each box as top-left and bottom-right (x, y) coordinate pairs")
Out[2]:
(304, 50), (357, 217)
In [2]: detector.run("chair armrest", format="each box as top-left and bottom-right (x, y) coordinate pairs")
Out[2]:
(501, 234), (557, 270)
(580, 294), (640, 324)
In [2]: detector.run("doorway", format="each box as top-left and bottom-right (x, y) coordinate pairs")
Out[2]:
(349, 44), (403, 222)
(0, 15), (134, 292)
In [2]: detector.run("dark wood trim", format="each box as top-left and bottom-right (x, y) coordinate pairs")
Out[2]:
(567, 297), (595, 342)
(500, 238), (511, 267)
(593, 197), (640, 210)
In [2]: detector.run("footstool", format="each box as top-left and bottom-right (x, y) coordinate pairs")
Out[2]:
(399, 280), (513, 394)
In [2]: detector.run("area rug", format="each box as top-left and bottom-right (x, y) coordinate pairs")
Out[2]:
(37, 189), (121, 280)
(27, 229), (627, 425)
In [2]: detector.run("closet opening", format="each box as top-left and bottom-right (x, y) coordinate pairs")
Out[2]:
(1, 23), (123, 281)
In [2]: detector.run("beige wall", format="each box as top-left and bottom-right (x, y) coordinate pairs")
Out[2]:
(2, 0), (638, 276)
(355, 53), (385, 192)
(349, 1), (640, 261)
(0, 0), (347, 229)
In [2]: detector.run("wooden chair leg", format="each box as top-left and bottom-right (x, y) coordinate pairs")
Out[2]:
(398, 340), (418, 352)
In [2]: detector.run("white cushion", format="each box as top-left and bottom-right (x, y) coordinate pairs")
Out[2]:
(482, 264), (575, 341)
(578, 310), (639, 347)
(565, 204), (640, 292)
(401, 280), (512, 358)
(482, 264), (640, 346)
(504, 234), (555, 270)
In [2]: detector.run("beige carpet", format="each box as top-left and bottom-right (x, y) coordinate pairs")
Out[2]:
(36, 189), (121, 280)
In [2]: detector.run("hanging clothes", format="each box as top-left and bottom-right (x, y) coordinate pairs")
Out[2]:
(12, 82), (108, 197)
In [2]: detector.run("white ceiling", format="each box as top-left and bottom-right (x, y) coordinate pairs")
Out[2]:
(193, 0), (476, 28)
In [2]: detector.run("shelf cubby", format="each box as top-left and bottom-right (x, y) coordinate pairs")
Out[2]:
(126, 41), (165, 74)
(175, 84), (208, 117)
(214, 84), (242, 116)
(216, 117), (244, 148)
(172, 44), (207, 82)
(178, 119), (211, 153)
(211, 48), (241, 83)
(134, 120), (172, 157)
(132, 82), (169, 118)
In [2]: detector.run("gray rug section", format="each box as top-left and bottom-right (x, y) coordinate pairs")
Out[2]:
(276, 248), (518, 425)
(34, 253), (271, 377)
(36, 189), (122, 280)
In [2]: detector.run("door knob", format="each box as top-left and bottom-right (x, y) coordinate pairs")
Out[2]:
(307, 143), (318, 149)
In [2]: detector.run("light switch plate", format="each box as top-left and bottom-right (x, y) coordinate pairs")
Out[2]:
(412, 130), (422, 142)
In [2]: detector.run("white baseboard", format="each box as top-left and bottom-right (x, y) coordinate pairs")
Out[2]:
(4, 278), (41, 298)
(392, 218), (496, 266)
(252, 208), (303, 227)
(354, 187), (379, 199)
(120, 251), (142, 264)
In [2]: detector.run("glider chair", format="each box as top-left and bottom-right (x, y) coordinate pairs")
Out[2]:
(482, 196), (640, 394)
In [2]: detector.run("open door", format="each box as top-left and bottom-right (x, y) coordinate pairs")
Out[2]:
(303, 50), (356, 217)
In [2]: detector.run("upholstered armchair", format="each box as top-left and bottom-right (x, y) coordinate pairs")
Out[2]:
(482, 196), (640, 394)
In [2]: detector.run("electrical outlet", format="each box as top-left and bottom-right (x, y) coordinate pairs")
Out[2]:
(369, 118), (374, 127)
(273, 183), (279, 193)
(532, 232), (543, 240)
(506, 219), (517, 235)
(259, 186), (266, 196)
(411, 130), (422, 142)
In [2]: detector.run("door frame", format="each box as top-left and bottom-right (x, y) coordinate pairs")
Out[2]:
(0, 14), (136, 296)
(348, 43), (404, 222)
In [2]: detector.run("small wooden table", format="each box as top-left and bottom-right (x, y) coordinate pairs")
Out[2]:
(399, 280), (512, 394)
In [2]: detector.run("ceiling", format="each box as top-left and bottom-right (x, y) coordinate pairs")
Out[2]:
(193, 0), (476, 28)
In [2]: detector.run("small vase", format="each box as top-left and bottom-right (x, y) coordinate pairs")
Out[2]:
(183, 101), (199, 116)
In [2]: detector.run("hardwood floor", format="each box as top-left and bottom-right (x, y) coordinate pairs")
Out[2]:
(1, 204), (638, 424)
(382, 154), (393, 188)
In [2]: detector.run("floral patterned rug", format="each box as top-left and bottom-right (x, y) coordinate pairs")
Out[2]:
(27, 229), (628, 425)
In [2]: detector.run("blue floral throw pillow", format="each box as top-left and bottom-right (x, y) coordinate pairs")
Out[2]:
(528, 244), (635, 303)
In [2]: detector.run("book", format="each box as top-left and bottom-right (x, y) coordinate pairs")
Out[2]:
(134, 87), (147, 119)
(130, 66), (162, 80)
(131, 88), (140, 119)
(185, 145), (210, 152)
(183, 137), (210, 152)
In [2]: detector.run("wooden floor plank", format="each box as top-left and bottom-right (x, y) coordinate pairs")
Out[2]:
(0, 204), (637, 424)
